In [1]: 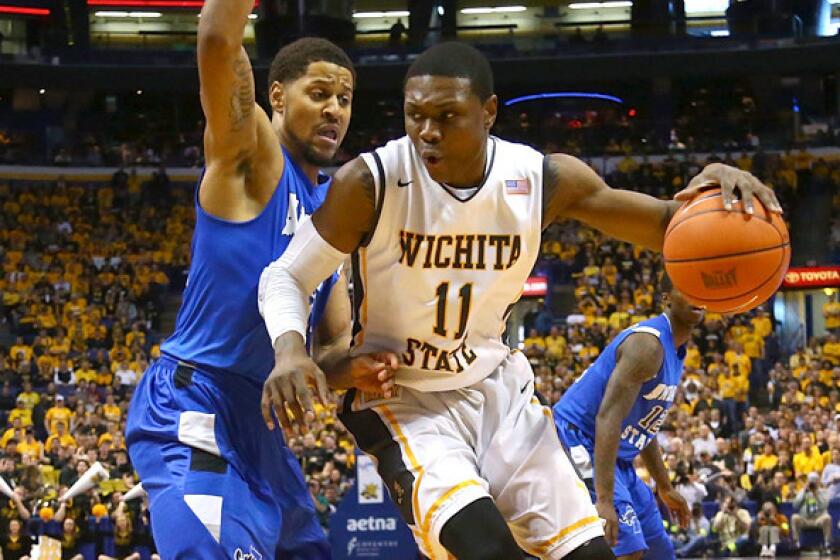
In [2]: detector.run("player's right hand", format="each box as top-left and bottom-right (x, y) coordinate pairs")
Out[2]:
(262, 347), (328, 434)
(596, 499), (619, 547)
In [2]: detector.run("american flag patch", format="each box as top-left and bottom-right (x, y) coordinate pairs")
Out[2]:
(505, 178), (530, 195)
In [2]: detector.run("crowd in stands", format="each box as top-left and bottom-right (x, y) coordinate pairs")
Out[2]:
(0, 140), (838, 557)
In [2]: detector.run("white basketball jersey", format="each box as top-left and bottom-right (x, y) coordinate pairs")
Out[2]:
(353, 135), (543, 392)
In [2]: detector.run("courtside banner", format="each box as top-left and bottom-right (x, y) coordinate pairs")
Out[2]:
(330, 454), (419, 559)
(782, 266), (840, 289)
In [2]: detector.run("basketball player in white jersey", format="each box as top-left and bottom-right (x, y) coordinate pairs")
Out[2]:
(258, 43), (780, 560)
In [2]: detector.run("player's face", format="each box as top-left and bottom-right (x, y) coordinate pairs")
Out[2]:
(272, 61), (354, 167)
(404, 75), (497, 186)
(667, 288), (705, 326)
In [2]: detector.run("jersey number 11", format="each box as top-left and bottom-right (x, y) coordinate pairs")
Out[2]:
(433, 282), (473, 339)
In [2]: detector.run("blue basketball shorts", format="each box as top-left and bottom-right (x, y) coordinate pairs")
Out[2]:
(126, 356), (330, 559)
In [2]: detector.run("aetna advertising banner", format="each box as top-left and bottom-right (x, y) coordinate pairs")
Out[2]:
(330, 454), (419, 559)
(782, 266), (840, 289)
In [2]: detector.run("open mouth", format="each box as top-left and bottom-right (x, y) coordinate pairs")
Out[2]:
(316, 126), (339, 144)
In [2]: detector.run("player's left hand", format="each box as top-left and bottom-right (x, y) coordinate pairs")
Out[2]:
(347, 352), (399, 397)
(659, 487), (690, 529)
(675, 162), (782, 215)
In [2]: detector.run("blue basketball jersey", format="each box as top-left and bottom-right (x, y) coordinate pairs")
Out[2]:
(553, 314), (686, 462)
(162, 148), (335, 383)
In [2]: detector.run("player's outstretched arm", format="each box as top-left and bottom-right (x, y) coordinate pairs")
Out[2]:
(640, 440), (690, 529)
(258, 157), (378, 432)
(542, 154), (780, 251)
(593, 333), (663, 546)
(197, 0), (271, 215)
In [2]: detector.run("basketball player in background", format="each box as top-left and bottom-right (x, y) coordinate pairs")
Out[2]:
(553, 274), (701, 560)
(125, 0), (396, 557)
(258, 42), (780, 560)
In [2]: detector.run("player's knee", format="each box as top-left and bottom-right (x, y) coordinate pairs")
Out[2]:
(563, 536), (617, 560)
(439, 498), (524, 560)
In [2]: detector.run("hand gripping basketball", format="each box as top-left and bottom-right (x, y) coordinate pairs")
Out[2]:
(675, 162), (782, 215)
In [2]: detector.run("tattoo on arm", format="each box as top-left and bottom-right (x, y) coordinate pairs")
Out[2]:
(229, 54), (255, 132)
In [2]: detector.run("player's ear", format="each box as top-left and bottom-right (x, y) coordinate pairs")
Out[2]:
(269, 81), (286, 115)
(482, 94), (498, 130)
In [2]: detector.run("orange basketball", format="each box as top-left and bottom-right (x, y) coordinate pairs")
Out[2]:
(663, 188), (790, 313)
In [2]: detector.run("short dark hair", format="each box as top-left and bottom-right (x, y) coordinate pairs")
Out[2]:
(267, 37), (355, 91)
(404, 41), (494, 101)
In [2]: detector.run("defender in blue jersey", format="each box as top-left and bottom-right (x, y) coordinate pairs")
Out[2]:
(125, 6), (395, 558)
(554, 276), (704, 560)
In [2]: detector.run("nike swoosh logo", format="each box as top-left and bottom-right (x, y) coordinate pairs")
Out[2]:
(397, 179), (412, 187)
(520, 380), (531, 394)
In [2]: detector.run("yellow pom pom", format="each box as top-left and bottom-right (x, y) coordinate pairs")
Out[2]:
(39, 507), (54, 522)
(91, 504), (108, 518)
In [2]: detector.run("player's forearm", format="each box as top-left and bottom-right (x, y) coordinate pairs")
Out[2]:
(594, 411), (623, 502)
(314, 334), (352, 385)
(259, 219), (348, 348)
(640, 440), (673, 492)
(198, 0), (254, 49)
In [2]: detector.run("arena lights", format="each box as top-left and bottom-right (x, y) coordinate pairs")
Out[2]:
(0, 5), (50, 16)
(505, 92), (624, 106)
(197, 13), (257, 18)
(684, 0), (728, 14)
(568, 1), (632, 9)
(94, 10), (162, 17)
(352, 10), (409, 18)
(460, 6), (527, 14)
(710, 29), (730, 37)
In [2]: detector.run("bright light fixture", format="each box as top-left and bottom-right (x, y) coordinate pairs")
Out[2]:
(460, 6), (527, 14)
(94, 10), (162, 17)
(39, 89), (46, 95)
(352, 10), (410, 18)
(684, 0), (727, 14)
(710, 29), (730, 37)
(569, 1), (632, 8)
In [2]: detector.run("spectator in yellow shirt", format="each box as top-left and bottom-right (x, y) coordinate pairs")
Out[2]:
(543, 326), (567, 360)
(45, 395), (73, 435)
(793, 440), (824, 478)
(754, 442), (779, 473)
(17, 428), (43, 461)
(751, 309), (773, 338)
(823, 334), (840, 365)
(103, 394), (122, 424)
(16, 381), (39, 411)
(523, 328), (546, 359)
(8, 337), (32, 363)
(7, 397), (32, 428)
(45, 421), (76, 450)
(684, 341), (702, 371)
(74, 358), (97, 383)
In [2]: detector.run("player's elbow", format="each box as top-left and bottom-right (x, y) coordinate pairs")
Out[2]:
(197, 29), (240, 59)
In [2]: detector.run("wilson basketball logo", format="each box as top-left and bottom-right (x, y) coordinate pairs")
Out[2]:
(700, 268), (737, 290)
